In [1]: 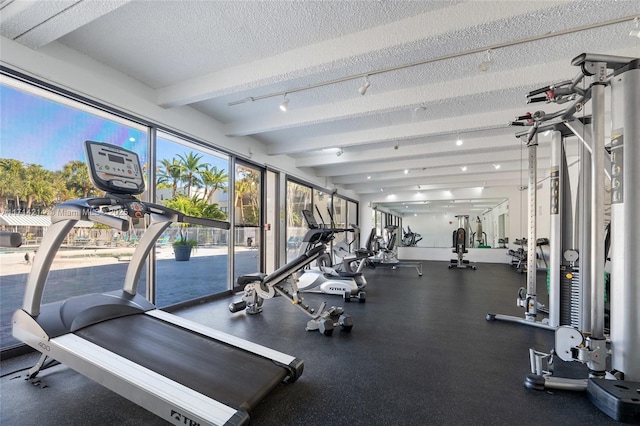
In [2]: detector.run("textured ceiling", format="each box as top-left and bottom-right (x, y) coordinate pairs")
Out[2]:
(2, 0), (638, 214)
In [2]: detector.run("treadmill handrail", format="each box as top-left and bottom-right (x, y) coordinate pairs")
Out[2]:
(21, 194), (231, 314)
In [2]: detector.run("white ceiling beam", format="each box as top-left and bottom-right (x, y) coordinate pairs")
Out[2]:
(346, 169), (545, 193)
(156, 0), (571, 108)
(330, 153), (551, 185)
(267, 108), (544, 156)
(0, 0), (131, 49)
(309, 135), (545, 173)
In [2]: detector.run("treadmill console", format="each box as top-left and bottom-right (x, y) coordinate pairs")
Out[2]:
(84, 141), (144, 195)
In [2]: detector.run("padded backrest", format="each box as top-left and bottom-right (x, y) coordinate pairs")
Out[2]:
(386, 232), (396, 251)
(264, 245), (326, 286)
(365, 228), (377, 251)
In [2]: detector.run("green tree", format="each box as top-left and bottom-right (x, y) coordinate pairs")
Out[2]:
(198, 164), (228, 203)
(165, 194), (226, 220)
(157, 158), (185, 198)
(164, 194), (227, 242)
(24, 164), (56, 210)
(235, 166), (259, 225)
(61, 160), (95, 198)
(0, 159), (26, 211)
(177, 152), (205, 197)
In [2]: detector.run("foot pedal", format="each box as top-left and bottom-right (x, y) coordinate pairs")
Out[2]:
(228, 301), (247, 313)
(587, 378), (640, 423)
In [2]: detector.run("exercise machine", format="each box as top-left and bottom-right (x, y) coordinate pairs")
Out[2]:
(12, 141), (303, 426)
(486, 108), (578, 329)
(331, 224), (369, 275)
(229, 208), (355, 335)
(507, 237), (549, 274)
(471, 216), (487, 247)
(295, 209), (366, 302)
(365, 225), (423, 276)
(229, 246), (355, 335)
(448, 215), (476, 270)
(495, 54), (639, 422)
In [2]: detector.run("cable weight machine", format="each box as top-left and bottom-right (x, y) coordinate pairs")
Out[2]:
(490, 53), (639, 423)
(448, 215), (476, 270)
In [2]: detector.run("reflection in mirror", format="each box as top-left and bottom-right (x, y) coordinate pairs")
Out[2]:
(375, 199), (508, 248)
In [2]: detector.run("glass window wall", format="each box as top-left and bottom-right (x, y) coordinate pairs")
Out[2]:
(154, 132), (230, 307)
(0, 81), (147, 349)
(285, 181), (311, 262)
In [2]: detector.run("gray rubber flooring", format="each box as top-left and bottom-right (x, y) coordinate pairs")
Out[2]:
(0, 261), (619, 425)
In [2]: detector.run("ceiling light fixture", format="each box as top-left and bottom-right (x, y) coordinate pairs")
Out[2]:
(493, 164), (501, 170)
(380, 188), (384, 192)
(478, 49), (494, 72)
(461, 166), (467, 171)
(404, 169), (409, 174)
(456, 136), (463, 146)
(279, 94), (289, 112)
(358, 75), (371, 95)
(336, 148), (344, 157)
(367, 175), (371, 180)
(631, 17), (640, 38)
(227, 15), (637, 107)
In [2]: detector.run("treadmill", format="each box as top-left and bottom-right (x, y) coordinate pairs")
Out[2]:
(12, 141), (303, 426)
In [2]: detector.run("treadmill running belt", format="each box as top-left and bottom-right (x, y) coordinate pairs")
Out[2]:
(75, 314), (288, 411)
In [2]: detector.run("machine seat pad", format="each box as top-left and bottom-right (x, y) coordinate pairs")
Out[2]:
(336, 271), (360, 278)
(237, 273), (267, 286)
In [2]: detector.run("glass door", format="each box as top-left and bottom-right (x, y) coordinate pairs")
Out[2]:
(233, 162), (263, 288)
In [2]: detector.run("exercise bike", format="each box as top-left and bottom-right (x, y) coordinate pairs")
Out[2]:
(295, 209), (366, 303)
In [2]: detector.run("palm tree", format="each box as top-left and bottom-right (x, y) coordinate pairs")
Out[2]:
(61, 160), (94, 198)
(157, 158), (185, 198)
(0, 159), (26, 211)
(198, 164), (228, 202)
(24, 164), (56, 210)
(177, 152), (205, 197)
(235, 166), (259, 225)
(52, 171), (75, 205)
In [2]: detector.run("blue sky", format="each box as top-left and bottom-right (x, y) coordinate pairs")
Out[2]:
(1, 84), (227, 173)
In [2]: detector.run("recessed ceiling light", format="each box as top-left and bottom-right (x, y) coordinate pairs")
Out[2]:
(461, 166), (467, 172)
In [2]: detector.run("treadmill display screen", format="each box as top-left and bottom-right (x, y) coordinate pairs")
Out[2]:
(108, 153), (125, 164)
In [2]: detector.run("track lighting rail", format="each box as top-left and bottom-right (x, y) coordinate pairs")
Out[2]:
(227, 15), (637, 108)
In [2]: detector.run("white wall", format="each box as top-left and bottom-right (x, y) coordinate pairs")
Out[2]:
(402, 212), (459, 247)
